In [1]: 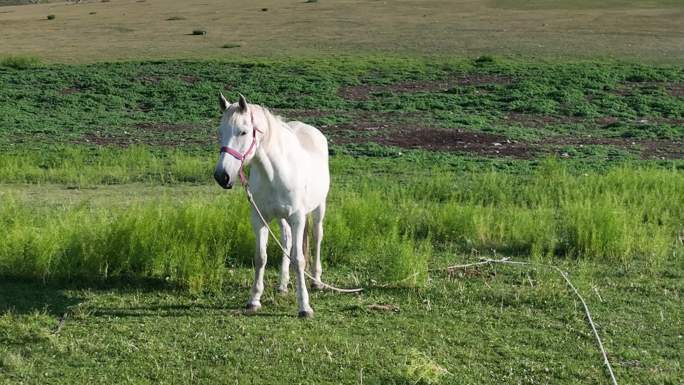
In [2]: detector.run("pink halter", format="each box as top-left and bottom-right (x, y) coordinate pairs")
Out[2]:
(220, 110), (262, 185)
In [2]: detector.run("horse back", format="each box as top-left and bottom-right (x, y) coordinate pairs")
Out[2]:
(287, 121), (328, 158)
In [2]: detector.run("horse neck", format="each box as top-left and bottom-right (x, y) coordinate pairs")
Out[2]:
(251, 107), (296, 182)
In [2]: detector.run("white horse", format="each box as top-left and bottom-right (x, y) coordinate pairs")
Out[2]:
(213, 93), (329, 318)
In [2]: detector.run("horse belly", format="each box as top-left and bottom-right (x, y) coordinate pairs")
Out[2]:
(301, 153), (329, 212)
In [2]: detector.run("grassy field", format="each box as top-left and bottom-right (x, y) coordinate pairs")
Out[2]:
(1, 57), (682, 158)
(0, 0), (683, 63)
(0, 57), (682, 384)
(1, 1), (683, 383)
(2, 154), (681, 287)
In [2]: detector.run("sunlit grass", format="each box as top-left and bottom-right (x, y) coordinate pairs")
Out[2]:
(1, 155), (681, 291)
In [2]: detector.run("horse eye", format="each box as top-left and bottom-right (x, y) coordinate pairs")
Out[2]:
(240, 131), (247, 136)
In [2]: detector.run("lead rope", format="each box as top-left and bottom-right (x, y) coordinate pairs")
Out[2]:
(432, 257), (618, 385)
(242, 183), (363, 293)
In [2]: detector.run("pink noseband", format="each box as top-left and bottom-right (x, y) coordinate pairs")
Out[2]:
(220, 110), (262, 185)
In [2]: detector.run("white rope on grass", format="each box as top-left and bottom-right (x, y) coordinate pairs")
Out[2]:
(244, 185), (363, 293)
(435, 257), (618, 385)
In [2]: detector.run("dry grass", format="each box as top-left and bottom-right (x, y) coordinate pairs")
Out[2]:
(0, 0), (682, 63)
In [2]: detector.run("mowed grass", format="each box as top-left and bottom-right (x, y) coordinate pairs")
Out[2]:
(1, 251), (682, 384)
(0, 0), (683, 63)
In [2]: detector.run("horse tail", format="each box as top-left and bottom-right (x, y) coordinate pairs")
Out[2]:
(302, 213), (312, 268)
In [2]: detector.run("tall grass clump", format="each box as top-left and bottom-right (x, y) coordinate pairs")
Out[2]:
(0, 56), (41, 70)
(0, 193), (252, 291)
(0, 154), (681, 289)
(0, 146), (214, 185)
(401, 349), (449, 385)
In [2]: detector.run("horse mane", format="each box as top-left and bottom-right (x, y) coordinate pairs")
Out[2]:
(260, 106), (287, 128)
(259, 106), (293, 135)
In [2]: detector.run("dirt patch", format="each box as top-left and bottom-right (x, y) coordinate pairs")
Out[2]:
(377, 128), (533, 158)
(505, 113), (684, 128)
(325, 119), (534, 159)
(503, 112), (586, 127)
(73, 122), (214, 147)
(137, 75), (162, 85)
(669, 84), (684, 97)
(544, 137), (684, 159)
(615, 81), (684, 98)
(179, 75), (201, 84)
(270, 108), (338, 120)
(60, 86), (83, 95)
(323, 113), (682, 159)
(79, 132), (210, 147)
(338, 74), (514, 101)
(133, 122), (203, 132)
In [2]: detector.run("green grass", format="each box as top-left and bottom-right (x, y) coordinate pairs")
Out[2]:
(0, 58), (681, 154)
(0, 257), (681, 384)
(1, 159), (681, 290)
(0, 56), (682, 384)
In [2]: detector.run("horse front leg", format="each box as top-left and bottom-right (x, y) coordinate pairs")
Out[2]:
(288, 212), (313, 318)
(278, 218), (292, 294)
(246, 215), (269, 314)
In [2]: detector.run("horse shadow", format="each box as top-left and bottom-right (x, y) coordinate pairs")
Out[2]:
(0, 277), (82, 317)
(0, 274), (415, 321)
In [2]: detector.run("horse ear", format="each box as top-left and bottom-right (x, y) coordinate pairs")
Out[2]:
(238, 93), (248, 112)
(219, 92), (230, 112)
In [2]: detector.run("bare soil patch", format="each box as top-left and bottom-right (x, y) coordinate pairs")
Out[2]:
(324, 117), (534, 159)
(133, 122), (202, 133)
(503, 112), (585, 127)
(137, 75), (162, 85)
(338, 75), (514, 101)
(505, 112), (684, 128)
(544, 137), (684, 159)
(324, 114), (683, 159)
(377, 128), (533, 158)
(179, 75), (201, 84)
(59, 86), (83, 95)
(80, 132), (209, 147)
(270, 108), (337, 120)
(615, 81), (684, 98)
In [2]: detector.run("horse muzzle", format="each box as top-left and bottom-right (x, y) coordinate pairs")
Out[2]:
(214, 170), (233, 189)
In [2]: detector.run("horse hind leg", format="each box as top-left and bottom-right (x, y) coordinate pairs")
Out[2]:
(289, 212), (313, 318)
(310, 204), (325, 290)
(278, 218), (292, 294)
(246, 218), (269, 314)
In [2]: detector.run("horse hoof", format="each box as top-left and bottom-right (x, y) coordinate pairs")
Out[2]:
(311, 281), (325, 290)
(298, 309), (314, 319)
(277, 286), (289, 295)
(244, 303), (261, 315)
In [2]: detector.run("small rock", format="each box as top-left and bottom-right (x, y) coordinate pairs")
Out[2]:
(561, 152), (570, 158)
(493, 142), (502, 146)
